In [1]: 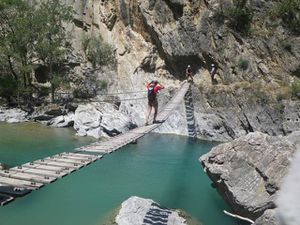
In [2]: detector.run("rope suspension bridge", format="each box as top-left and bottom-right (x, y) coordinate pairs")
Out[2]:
(0, 82), (190, 206)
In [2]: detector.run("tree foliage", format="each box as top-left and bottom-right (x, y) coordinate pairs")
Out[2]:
(83, 36), (116, 69)
(0, 74), (17, 101)
(0, 0), (72, 104)
(291, 80), (300, 99)
(272, 0), (300, 34)
(224, 0), (253, 34)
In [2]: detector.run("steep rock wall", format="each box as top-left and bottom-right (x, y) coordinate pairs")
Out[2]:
(29, 0), (300, 140)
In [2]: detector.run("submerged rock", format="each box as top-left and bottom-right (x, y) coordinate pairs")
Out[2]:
(200, 132), (296, 220)
(115, 196), (201, 225)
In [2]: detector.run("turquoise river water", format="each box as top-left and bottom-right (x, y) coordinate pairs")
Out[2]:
(0, 122), (236, 225)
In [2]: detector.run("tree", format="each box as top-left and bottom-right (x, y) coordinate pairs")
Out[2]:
(0, 0), (37, 104)
(83, 36), (116, 69)
(272, 0), (300, 34)
(224, 0), (253, 34)
(34, 0), (73, 102)
(0, 0), (73, 104)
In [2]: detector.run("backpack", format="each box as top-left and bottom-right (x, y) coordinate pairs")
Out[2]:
(147, 84), (156, 101)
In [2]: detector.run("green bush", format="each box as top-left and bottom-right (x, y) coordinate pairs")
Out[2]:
(253, 89), (270, 104)
(97, 80), (108, 91)
(282, 41), (292, 52)
(224, 2), (253, 34)
(83, 36), (116, 69)
(291, 80), (300, 99)
(238, 58), (249, 70)
(272, 0), (300, 34)
(51, 73), (63, 89)
(213, 10), (226, 24)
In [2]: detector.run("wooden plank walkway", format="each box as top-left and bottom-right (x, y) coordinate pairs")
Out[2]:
(0, 82), (190, 206)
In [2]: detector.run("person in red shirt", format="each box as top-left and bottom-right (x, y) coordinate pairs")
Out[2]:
(145, 80), (165, 125)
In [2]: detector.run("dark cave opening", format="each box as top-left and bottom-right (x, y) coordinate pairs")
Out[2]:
(165, 55), (205, 80)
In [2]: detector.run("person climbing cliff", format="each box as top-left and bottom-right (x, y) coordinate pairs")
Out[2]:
(186, 65), (193, 83)
(210, 64), (217, 83)
(145, 80), (165, 125)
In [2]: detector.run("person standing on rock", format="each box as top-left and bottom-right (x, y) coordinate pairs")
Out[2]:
(145, 80), (164, 125)
(186, 65), (193, 83)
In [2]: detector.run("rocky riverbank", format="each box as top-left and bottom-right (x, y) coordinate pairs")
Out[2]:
(200, 131), (299, 224)
(0, 107), (28, 123)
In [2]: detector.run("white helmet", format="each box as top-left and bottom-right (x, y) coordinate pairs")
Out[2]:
(211, 64), (215, 67)
(187, 65), (191, 68)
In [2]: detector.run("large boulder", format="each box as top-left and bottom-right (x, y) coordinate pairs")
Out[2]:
(116, 196), (201, 225)
(31, 104), (66, 122)
(74, 103), (103, 138)
(200, 132), (296, 220)
(74, 103), (136, 138)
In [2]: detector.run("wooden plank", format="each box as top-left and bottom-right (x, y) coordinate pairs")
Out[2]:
(39, 159), (84, 169)
(46, 156), (91, 165)
(65, 152), (94, 157)
(106, 139), (136, 144)
(90, 143), (124, 148)
(80, 148), (113, 154)
(33, 160), (82, 169)
(85, 142), (126, 150)
(48, 155), (90, 163)
(10, 168), (65, 178)
(0, 171), (55, 184)
(112, 134), (140, 140)
(22, 163), (74, 173)
(0, 176), (43, 189)
(79, 146), (114, 151)
(60, 153), (100, 161)
(57, 154), (97, 162)
(83, 146), (119, 150)
(107, 139), (137, 144)
(82, 145), (114, 150)
(80, 147), (113, 153)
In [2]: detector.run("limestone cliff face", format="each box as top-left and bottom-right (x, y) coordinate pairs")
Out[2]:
(33, 0), (300, 140)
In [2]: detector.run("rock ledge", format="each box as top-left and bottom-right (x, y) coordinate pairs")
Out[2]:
(200, 132), (296, 220)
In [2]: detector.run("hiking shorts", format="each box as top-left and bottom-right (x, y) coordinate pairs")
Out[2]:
(148, 98), (158, 108)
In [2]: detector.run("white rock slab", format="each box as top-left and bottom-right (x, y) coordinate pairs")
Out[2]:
(116, 196), (187, 225)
